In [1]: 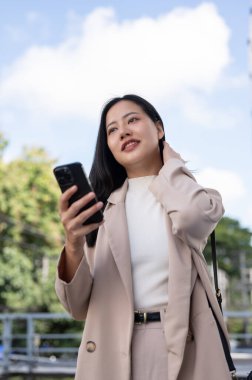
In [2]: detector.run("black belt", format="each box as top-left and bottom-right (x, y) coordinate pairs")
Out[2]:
(134, 311), (161, 324)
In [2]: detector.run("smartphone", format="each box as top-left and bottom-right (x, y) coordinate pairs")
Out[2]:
(53, 162), (103, 225)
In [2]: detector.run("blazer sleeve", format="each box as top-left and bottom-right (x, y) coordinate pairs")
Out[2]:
(149, 158), (225, 252)
(55, 244), (94, 321)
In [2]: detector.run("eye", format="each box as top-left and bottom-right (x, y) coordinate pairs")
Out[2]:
(128, 117), (138, 124)
(107, 127), (117, 135)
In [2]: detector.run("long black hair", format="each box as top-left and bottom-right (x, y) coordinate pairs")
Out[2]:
(87, 94), (165, 246)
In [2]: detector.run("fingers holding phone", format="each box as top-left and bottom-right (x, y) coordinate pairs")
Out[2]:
(60, 186), (102, 223)
(54, 162), (104, 251)
(59, 186), (104, 249)
(75, 196), (104, 230)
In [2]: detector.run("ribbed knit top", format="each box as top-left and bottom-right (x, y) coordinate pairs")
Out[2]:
(125, 175), (169, 309)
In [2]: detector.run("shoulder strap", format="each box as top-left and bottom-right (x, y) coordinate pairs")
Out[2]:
(210, 231), (237, 378)
(210, 231), (222, 312)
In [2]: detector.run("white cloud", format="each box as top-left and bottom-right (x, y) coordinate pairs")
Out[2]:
(0, 3), (231, 122)
(222, 73), (249, 89)
(195, 167), (246, 203)
(177, 91), (241, 129)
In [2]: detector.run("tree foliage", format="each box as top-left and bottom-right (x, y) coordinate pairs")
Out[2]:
(0, 141), (64, 312)
(204, 217), (252, 277)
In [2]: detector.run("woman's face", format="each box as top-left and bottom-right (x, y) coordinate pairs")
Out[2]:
(106, 100), (164, 178)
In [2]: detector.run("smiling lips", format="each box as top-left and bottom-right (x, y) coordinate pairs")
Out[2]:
(121, 139), (140, 152)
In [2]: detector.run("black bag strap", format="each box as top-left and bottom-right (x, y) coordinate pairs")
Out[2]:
(212, 309), (237, 375)
(210, 231), (237, 378)
(210, 231), (223, 312)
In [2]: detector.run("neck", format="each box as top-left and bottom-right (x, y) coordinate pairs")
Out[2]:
(126, 157), (163, 179)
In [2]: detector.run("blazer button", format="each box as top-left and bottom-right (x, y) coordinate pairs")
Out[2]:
(86, 341), (96, 353)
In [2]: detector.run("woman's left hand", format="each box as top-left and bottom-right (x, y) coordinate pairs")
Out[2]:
(162, 141), (185, 164)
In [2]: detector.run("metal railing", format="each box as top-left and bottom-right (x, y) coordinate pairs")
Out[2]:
(0, 311), (251, 376)
(0, 313), (81, 375)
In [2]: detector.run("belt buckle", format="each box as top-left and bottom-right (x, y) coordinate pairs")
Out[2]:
(231, 371), (237, 380)
(135, 311), (147, 324)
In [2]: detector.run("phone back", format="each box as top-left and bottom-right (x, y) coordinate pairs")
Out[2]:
(53, 162), (103, 224)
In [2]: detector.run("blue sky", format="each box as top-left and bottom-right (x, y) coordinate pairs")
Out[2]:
(0, 0), (252, 231)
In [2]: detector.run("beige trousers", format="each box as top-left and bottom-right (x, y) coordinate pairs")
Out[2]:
(131, 308), (168, 380)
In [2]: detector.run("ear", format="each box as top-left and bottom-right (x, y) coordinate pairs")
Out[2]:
(155, 121), (165, 139)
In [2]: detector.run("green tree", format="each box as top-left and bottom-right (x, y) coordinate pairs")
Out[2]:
(204, 217), (252, 309)
(0, 142), (64, 312)
(204, 217), (252, 276)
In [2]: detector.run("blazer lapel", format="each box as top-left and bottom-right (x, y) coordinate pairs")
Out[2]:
(104, 180), (134, 308)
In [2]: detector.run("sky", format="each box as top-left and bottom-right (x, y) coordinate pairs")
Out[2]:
(0, 0), (252, 232)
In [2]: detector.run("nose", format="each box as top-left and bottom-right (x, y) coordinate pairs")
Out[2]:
(119, 125), (132, 140)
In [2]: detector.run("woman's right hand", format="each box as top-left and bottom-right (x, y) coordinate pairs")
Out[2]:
(162, 141), (185, 164)
(58, 186), (104, 282)
(59, 185), (104, 256)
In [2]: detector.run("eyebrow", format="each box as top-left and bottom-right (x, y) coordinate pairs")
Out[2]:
(106, 112), (140, 130)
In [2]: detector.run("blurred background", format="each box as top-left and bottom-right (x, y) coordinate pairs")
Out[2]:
(0, 0), (251, 378)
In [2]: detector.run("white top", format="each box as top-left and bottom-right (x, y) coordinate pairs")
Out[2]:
(125, 175), (169, 309)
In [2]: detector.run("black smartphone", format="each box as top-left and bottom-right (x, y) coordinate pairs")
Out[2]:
(53, 162), (103, 225)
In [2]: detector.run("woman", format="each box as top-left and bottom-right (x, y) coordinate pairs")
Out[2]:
(55, 94), (233, 380)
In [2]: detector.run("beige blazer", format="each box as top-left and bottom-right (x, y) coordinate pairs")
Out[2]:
(55, 158), (232, 380)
